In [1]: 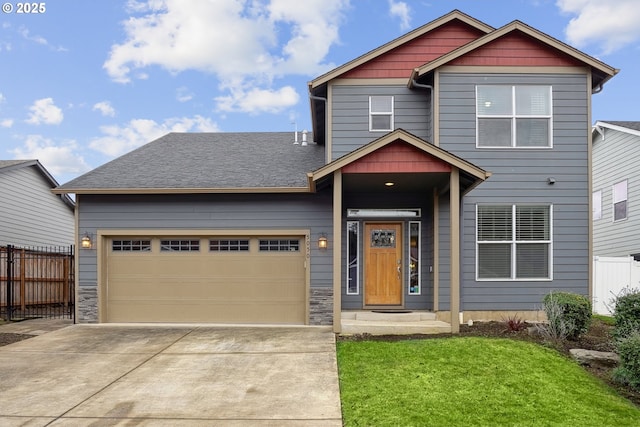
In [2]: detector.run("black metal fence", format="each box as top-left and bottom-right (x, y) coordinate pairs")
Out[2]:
(1, 244), (75, 321)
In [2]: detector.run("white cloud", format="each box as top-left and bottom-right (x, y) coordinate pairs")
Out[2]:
(25, 98), (63, 125)
(388, 0), (411, 30)
(215, 85), (299, 114)
(10, 135), (90, 176)
(0, 118), (13, 128)
(0, 93), (5, 103)
(92, 101), (116, 117)
(104, 0), (349, 112)
(176, 86), (193, 103)
(90, 115), (220, 157)
(19, 26), (67, 51)
(557, 0), (640, 54)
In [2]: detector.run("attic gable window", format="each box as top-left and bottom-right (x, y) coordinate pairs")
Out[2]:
(369, 96), (394, 131)
(476, 85), (552, 148)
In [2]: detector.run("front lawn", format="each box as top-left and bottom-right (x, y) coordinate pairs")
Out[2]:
(337, 337), (640, 426)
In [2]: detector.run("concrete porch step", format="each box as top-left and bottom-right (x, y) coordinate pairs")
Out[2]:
(340, 311), (451, 336)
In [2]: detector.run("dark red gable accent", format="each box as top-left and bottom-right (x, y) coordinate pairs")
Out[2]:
(342, 21), (486, 79)
(342, 140), (452, 173)
(450, 31), (584, 67)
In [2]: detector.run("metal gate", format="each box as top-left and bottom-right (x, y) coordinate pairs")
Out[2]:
(1, 245), (75, 321)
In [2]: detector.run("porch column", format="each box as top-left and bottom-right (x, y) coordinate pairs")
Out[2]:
(449, 167), (460, 333)
(333, 170), (342, 333)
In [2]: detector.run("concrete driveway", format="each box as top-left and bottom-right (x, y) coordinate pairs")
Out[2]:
(0, 324), (342, 426)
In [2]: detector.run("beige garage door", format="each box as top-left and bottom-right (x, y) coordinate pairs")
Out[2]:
(105, 236), (306, 323)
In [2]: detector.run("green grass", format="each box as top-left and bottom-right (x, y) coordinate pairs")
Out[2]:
(337, 337), (640, 426)
(593, 314), (616, 326)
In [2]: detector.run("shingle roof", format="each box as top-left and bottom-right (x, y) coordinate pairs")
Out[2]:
(600, 121), (640, 132)
(57, 132), (325, 192)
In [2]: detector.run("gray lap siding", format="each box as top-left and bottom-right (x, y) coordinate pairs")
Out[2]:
(331, 84), (432, 160)
(77, 192), (333, 294)
(439, 72), (591, 310)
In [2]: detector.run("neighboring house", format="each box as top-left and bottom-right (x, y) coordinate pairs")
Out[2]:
(55, 10), (617, 331)
(592, 121), (640, 259)
(0, 160), (75, 247)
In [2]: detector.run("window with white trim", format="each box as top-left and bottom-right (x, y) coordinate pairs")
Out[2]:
(477, 205), (552, 280)
(593, 190), (602, 220)
(613, 180), (628, 221)
(346, 221), (359, 295)
(369, 95), (393, 131)
(476, 85), (552, 148)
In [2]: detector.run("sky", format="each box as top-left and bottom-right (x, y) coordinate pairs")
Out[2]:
(1, 0), (639, 184)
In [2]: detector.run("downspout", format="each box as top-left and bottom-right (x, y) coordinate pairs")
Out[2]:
(411, 77), (434, 142)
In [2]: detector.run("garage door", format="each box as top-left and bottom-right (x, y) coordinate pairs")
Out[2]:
(105, 236), (306, 323)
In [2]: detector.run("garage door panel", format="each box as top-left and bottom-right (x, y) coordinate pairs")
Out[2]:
(108, 300), (304, 323)
(106, 236), (306, 324)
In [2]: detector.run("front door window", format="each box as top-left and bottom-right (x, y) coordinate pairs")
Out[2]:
(371, 229), (396, 247)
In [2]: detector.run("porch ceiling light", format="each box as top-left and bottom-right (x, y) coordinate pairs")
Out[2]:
(384, 182), (395, 187)
(81, 233), (92, 249)
(318, 233), (328, 250)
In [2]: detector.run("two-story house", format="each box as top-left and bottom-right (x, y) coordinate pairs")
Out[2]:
(592, 121), (640, 259)
(1, 159), (75, 247)
(55, 10), (617, 332)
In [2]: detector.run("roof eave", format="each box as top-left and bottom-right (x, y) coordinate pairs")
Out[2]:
(52, 187), (314, 195)
(309, 10), (494, 90)
(310, 128), (490, 183)
(414, 20), (618, 87)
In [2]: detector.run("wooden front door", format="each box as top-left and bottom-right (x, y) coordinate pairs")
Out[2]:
(364, 223), (403, 306)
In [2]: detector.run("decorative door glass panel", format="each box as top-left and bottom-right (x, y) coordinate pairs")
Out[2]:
(371, 229), (395, 247)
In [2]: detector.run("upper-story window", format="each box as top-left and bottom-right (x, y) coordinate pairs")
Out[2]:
(592, 190), (602, 220)
(476, 85), (552, 148)
(369, 96), (394, 131)
(613, 180), (628, 221)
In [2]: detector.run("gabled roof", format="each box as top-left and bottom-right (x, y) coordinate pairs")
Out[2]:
(309, 129), (491, 193)
(0, 159), (75, 208)
(308, 10), (493, 90)
(55, 132), (325, 194)
(593, 121), (640, 138)
(411, 20), (618, 89)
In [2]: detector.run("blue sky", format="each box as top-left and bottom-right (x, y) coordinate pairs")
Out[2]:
(1, 0), (639, 184)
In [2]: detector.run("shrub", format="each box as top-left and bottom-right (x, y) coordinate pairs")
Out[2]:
(612, 288), (640, 339)
(613, 332), (640, 391)
(538, 297), (573, 341)
(542, 291), (591, 340)
(503, 314), (527, 332)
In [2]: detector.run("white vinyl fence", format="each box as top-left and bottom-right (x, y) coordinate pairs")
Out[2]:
(593, 256), (640, 315)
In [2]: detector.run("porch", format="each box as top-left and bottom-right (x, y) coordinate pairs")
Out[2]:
(340, 311), (451, 336)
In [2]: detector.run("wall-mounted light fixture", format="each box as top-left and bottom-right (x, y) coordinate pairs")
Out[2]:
(81, 233), (93, 249)
(318, 233), (328, 250)
(547, 177), (556, 185)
